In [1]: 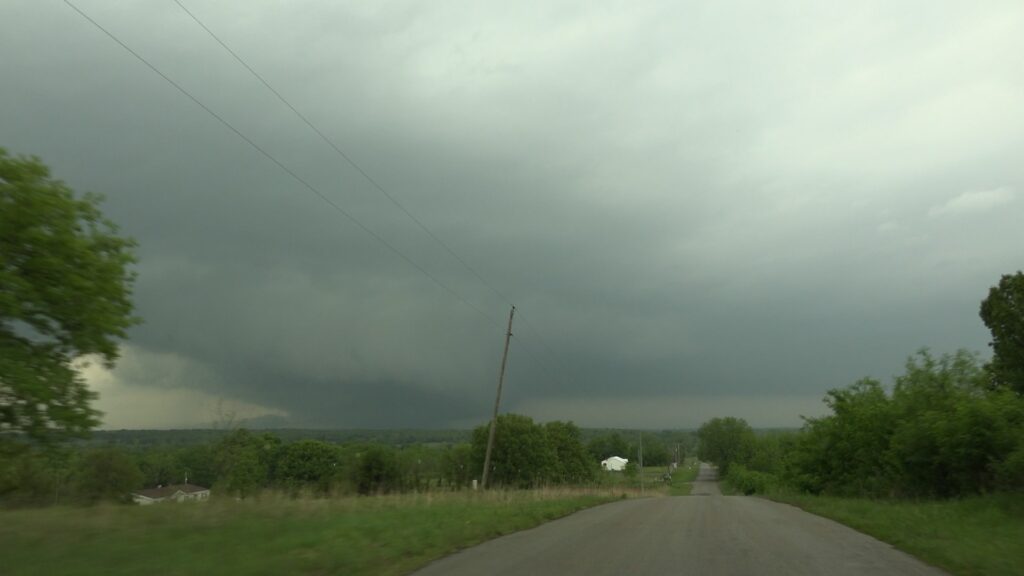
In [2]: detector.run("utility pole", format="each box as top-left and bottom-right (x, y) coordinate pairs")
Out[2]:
(481, 305), (515, 489)
(638, 431), (645, 496)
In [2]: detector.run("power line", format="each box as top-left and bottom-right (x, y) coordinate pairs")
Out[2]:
(63, 0), (501, 328)
(172, 0), (517, 308)
(171, 0), (581, 388)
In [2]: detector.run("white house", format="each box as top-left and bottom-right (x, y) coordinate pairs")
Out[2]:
(601, 456), (628, 471)
(132, 483), (210, 505)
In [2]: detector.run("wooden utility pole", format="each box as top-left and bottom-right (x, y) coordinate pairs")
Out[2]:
(639, 432), (645, 495)
(481, 305), (515, 489)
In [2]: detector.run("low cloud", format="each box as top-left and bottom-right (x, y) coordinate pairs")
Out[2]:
(928, 186), (1016, 218)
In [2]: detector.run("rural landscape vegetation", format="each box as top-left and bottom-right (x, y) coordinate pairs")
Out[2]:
(3, 1), (1024, 575)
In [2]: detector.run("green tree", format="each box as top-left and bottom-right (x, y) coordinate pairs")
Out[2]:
(274, 440), (340, 494)
(0, 149), (138, 442)
(353, 444), (400, 495)
(213, 429), (277, 498)
(794, 378), (896, 495)
(71, 447), (143, 503)
(544, 421), (595, 484)
(980, 271), (1024, 393)
(697, 417), (754, 475)
(471, 414), (555, 488)
(440, 444), (473, 489)
(586, 432), (629, 460)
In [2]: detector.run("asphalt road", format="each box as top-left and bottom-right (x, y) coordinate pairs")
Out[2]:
(411, 464), (947, 576)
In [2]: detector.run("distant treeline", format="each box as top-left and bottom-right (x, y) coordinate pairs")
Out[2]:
(0, 418), (697, 507)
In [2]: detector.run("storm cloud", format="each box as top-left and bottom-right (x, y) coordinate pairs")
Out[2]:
(2, 1), (1022, 428)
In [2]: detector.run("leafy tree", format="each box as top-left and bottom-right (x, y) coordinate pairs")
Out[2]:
(980, 271), (1024, 393)
(274, 440), (340, 494)
(72, 447), (143, 503)
(586, 432), (629, 460)
(353, 444), (400, 495)
(397, 445), (444, 492)
(0, 149), (138, 442)
(794, 378), (896, 495)
(212, 429), (277, 497)
(629, 433), (670, 467)
(697, 417), (754, 475)
(440, 444), (473, 489)
(544, 421), (595, 484)
(471, 414), (555, 488)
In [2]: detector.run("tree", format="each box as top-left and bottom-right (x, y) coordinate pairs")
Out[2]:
(696, 417), (754, 475)
(353, 444), (401, 495)
(980, 271), (1024, 393)
(586, 432), (629, 461)
(274, 440), (340, 494)
(470, 414), (555, 488)
(0, 149), (138, 442)
(212, 429), (276, 498)
(544, 421), (595, 484)
(72, 447), (143, 503)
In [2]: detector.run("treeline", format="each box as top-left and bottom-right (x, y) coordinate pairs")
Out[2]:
(699, 271), (1024, 499)
(3, 415), (690, 507)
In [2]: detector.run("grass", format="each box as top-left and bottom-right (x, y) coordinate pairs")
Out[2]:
(765, 491), (1024, 576)
(593, 458), (699, 496)
(0, 489), (619, 576)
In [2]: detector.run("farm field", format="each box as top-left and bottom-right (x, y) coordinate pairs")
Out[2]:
(0, 490), (618, 576)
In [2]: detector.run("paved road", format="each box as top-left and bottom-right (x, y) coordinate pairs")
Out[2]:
(412, 464), (947, 576)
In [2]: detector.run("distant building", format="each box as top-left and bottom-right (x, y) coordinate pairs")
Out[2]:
(601, 456), (628, 471)
(132, 483), (210, 505)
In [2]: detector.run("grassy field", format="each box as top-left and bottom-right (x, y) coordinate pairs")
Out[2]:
(593, 458), (699, 496)
(767, 491), (1024, 576)
(0, 489), (619, 576)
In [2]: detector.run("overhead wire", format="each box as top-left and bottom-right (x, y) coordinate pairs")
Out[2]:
(62, 0), (502, 329)
(169, 0), (582, 387)
(171, 0), (518, 309)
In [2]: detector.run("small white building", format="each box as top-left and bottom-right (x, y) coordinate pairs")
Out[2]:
(601, 456), (629, 471)
(132, 483), (210, 505)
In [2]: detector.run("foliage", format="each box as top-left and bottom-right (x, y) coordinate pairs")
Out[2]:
(213, 429), (278, 498)
(71, 447), (143, 503)
(439, 444), (473, 489)
(586, 432), (629, 460)
(274, 440), (340, 494)
(793, 378), (896, 495)
(353, 444), (401, 495)
(697, 417), (754, 475)
(980, 271), (1024, 393)
(727, 348), (1024, 499)
(544, 421), (596, 484)
(0, 149), (139, 442)
(471, 414), (556, 489)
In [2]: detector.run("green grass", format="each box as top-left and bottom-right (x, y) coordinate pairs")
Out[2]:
(0, 489), (617, 576)
(766, 491), (1024, 576)
(667, 458), (700, 496)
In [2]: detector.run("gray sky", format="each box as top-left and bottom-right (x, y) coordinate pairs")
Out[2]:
(3, 1), (1022, 429)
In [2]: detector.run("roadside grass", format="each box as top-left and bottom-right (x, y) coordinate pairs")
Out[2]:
(765, 491), (1024, 576)
(668, 458), (700, 496)
(0, 488), (618, 576)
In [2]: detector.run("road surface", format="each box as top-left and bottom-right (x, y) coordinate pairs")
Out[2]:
(412, 464), (947, 575)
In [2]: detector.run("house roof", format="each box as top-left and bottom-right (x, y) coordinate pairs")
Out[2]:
(133, 483), (209, 499)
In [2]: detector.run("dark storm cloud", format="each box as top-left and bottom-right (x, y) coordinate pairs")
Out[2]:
(2, 0), (1023, 428)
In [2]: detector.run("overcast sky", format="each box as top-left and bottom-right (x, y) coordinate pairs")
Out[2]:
(3, 1), (1022, 429)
